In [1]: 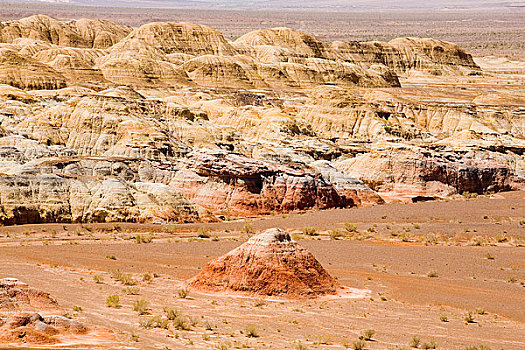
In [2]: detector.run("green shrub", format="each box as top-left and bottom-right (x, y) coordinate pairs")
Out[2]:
(142, 272), (153, 282)
(363, 329), (375, 340)
(93, 275), (103, 284)
(141, 315), (168, 329)
(173, 315), (191, 330)
(421, 340), (437, 349)
(106, 295), (120, 308)
(164, 307), (180, 320)
(427, 270), (438, 278)
(329, 229), (344, 240)
(302, 227), (317, 236)
(198, 227), (211, 238)
(409, 335), (421, 348)
(133, 298), (149, 315)
(344, 222), (358, 233)
(123, 286), (140, 295)
(242, 223), (254, 235)
(353, 340), (366, 350)
(178, 288), (189, 299)
(244, 325), (259, 337)
(135, 233), (153, 244)
(464, 311), (475, 323)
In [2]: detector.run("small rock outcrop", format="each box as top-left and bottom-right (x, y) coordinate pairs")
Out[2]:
(187, 228), (339, 298)
(0, 278), (117, 347)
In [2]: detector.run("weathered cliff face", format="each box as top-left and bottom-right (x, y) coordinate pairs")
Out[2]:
(334, 144), (519, 200)
(169, 150), (372, 215)
(0, 15), (521, 223)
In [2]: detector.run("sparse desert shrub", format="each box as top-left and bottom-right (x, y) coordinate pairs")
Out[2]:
(123, 286), (140, 295)
(106, 295), (120, 308)
(295, 341), (309, 350)
(198, 227), (211, 238)
(439, 314), (448, 322)
(135, 233), (154, 244)
(485, 252), (495, 260)
(244, 325), (259, 337)
(130, 330), (139, 342)
(363, 329), (375, 340)
(73, 306), (83, 312)
(110, 269), (137, 286)
(409, 335), (421, 348)
(303, 227), (317, 236)
(142, 272), (153, 282)
(344, 222), (358, 233)
(106, 255), (117, 260)
(424, 233), (438, 245)
(120, 274), (137, 286)
(464, 346), (492, 350)
(254, 299), (266, 308)
(427, 270), (439, 278)
(204, 320), (216, 331)
(421, 340), (437, 349)
(353, 340), (366, 350)
(133, 298), (149, 315)
(329, 229), (344, 240)
(178, 288), (189, 299)
(173, 315), (191, 330)
(476, 308), (486, 315)
(93, 274), (103, 284)
(399, 233), (411, 242)
(464, 311), (475, 323)
(469, 236), (484, 246)
(164, 307), (180, 320)
(495, 232), (508, 243)
(141, 315), (168, 329)
(242, 223), (254, 235)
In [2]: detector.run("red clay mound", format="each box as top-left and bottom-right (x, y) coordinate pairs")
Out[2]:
(187, 228), (339, 298)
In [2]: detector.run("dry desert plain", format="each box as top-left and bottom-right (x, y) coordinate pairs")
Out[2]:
(0, 191), (524, 349)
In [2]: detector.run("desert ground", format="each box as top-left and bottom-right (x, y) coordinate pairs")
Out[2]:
(1, 191), (524, 349)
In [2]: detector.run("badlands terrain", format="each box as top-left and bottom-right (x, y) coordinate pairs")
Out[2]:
(0, 8), (522, 350)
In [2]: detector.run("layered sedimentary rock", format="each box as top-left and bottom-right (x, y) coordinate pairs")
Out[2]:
(0, 15), (520, 223)
(0, 15), (130, 48)
(170, 150), (372, 215)
(0, 48), (66, 90)
(0, 278), (117, 347)
(335, 144), (518, 199)
(187, 228), (339, 298)
(332, 37), (480, 75)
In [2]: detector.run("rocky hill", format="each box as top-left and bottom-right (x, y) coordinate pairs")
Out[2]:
(0, 15), (522, 224)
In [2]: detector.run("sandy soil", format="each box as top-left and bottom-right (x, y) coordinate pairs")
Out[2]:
(0, 192), (523, 349)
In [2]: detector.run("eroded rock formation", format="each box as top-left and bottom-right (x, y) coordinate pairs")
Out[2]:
(0, 15), (521, 223)
(187, 228), (339, 298)
(0, 278), (117, 347)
